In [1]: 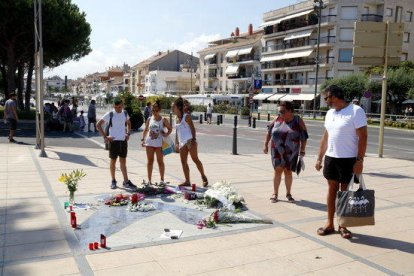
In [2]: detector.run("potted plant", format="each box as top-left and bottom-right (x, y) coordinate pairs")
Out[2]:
(240, 106), (250, 119)
(58, 169), (86, 204)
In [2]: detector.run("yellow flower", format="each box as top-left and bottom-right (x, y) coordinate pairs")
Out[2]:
(58, 175), (67, 183)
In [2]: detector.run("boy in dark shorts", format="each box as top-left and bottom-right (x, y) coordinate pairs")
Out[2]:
(97, 98), (137, 190)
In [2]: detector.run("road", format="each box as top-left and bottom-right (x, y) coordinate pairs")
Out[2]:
(2, 114), (413, 161)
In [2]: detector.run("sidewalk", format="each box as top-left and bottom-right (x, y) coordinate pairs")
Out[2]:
(0, 142), (413, 275)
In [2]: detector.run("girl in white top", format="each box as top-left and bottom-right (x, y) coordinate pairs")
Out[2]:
(141, 100), (172, 185)
(173, 97), (208, 187)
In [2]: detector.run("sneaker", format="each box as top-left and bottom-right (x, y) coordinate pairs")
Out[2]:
(111, 180), (117, 189)
(159, 180), (166, 187)
(286, 194), (295, 203)
(9, 138), (16, 143)
(123, 180), (137, 190)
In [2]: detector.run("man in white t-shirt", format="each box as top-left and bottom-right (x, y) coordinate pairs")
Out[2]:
(97, 98), (137, 190)
(206, 103), (213, 124)
(315, 85), (368, 239)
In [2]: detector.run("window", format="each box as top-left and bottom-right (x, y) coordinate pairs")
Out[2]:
(406, 11), (413, 22)
(386, 8), (393, 17)
(404, 32), (410, 43)
(395, 6), (403, 22)
(337, 70), (353, 77)
(401, 53), (408, 61)
(338, 49), (353, 62)
(340, 6), (358, 20)
(339, 28), (354, 41)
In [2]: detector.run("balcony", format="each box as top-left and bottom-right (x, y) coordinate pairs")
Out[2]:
(262, 58), (315, 70)
(263, 36), (336, 53)
(263, 77), (332, 86)
(204, 57), (217, 66)
(208, 73), (218, 78)
(361, 14), (383, 22)
(228, 73), (254, 80)
(264, 14), (336, 35)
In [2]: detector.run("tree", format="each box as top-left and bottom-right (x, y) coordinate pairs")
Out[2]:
(320, 73), (368, 101)
(0, 0), (91, 110)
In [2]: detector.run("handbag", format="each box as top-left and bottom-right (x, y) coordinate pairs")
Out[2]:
(336, 174), (375, 227)
(162, 136), (175, 156)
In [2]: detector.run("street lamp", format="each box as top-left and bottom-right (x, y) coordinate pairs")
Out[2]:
(312, 0), (325, 119)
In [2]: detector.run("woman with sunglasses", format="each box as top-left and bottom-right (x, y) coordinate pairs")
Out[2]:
(173, 97), (208, 187)
(141, 100), (172, 185)
(263, 101), (308, 203)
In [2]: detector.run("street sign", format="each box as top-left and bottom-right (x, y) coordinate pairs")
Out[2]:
(353, 21), (403, 66)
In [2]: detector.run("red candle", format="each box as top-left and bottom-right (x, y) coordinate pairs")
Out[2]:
(213, 210), (219, 223)
(69, 205), (73, 211)
(100, 234), (106, 248)
(94, 242), (99, 249)
(70, 212), (77, 228)
(191, 184), (196, 192)
(89, 243), (94, 250)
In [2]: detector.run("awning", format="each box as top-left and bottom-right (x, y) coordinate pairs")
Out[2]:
(267, 94), (287, 101)
(204, 53), (216, 60)
(284, 29), (314, 41)
(260, 49), (313, 62)
(259, 9), (314, 28)
(282, 93), (316, 101)
(237, 47), (253, 56)
(225, 49), (239, 58)
(253, 93), (275, 100)
(225, 64), (240, 75)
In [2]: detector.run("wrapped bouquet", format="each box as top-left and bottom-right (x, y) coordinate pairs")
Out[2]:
(203, 180), (245, 210)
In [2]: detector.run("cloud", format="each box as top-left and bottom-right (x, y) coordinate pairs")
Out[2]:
(44, 33), (221, 79)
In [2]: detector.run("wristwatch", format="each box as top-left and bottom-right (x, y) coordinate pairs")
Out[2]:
(356, 156), (364, 162)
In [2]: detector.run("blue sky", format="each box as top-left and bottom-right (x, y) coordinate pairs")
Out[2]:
(45, 0), (300, 79)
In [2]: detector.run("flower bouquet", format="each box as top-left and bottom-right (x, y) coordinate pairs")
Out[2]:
(127, 202), (156, 212)
(58, 169), (86, 204)
(201, 180), (245, 210)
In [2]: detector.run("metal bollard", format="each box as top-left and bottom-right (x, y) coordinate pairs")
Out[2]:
(204, 111), (207, 121)
(248, 116), (251, 127)
(169, 112), (173, 126)
(199, 114), (203, 124)
(258, 112), (261, 121)
(217, 115), (220, 125)
(267, 113), (270, 121)
(220, 115), (223, 124)
(253, 117), (256, 128)
(232, 115), (238, 155)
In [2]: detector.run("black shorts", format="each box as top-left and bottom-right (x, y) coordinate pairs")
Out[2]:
(109, 140), (128, 159)
(88, 117), (96, 123)
(323, 156), (356, 183)
(206, 114), (212, 119)
(7, 118), (17, 131)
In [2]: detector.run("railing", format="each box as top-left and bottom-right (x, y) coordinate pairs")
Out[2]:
(361, 14), (383, 22)
(208, 73), (218, 78)
(262, 77), (332, 86)
(264, 15), (337, 35)
(228, 73), (254, 79)
(263, 36), (336, 52)
(262, 59), (315, 69)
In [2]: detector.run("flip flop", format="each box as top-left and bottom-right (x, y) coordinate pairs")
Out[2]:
(270, 194), (278, 203)
(317, 227), (335, 236)
(338, 227), (352, 239)
(202, 176), (208, 187)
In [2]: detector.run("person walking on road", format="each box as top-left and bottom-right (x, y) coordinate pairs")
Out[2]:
(206, 103), (213, 124)
(3, 93), (18, 143)
(97, 98), (137, 190)
(315, 85), (368, 239)
(263, 101), (308, 203)
(173, 97), (208, 187)
(87, 100), (97, 132)
(141, 100), (172, 185)
(143, 102), (152, 123)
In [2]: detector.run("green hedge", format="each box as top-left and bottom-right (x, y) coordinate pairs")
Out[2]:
(118, 91), (144, 130)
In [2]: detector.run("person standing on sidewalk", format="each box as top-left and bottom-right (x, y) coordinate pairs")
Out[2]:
(3, 93), (18, 143)
(315, 85), (368, 239)
(263, 101), (308, 203)
(97, 98), (137, 190)
(206, 103), (213, 124)
(173, 97), (208, 187)
(141, 100), (172, 185)
(87, 100), (97, 132)
(143, 102), (152, 123)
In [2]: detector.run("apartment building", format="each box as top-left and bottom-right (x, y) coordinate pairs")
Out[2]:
(258, 0), (414, 108)
(130, 50), (198, 94)
(198, 24), (263, 95)
(144, 70), (196, 96)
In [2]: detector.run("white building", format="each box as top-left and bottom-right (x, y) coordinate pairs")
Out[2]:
(258, 0), (414, 109)
(44, 75), (66, 92)
(144, 70), (196, 96)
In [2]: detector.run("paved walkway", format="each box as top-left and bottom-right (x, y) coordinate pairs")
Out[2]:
(0, 141), (413, 275)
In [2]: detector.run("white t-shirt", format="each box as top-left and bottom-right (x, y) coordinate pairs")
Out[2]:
(102, 110), (129, 141)
(324, 104), (367, 158)
(207, 106), (213, 114)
